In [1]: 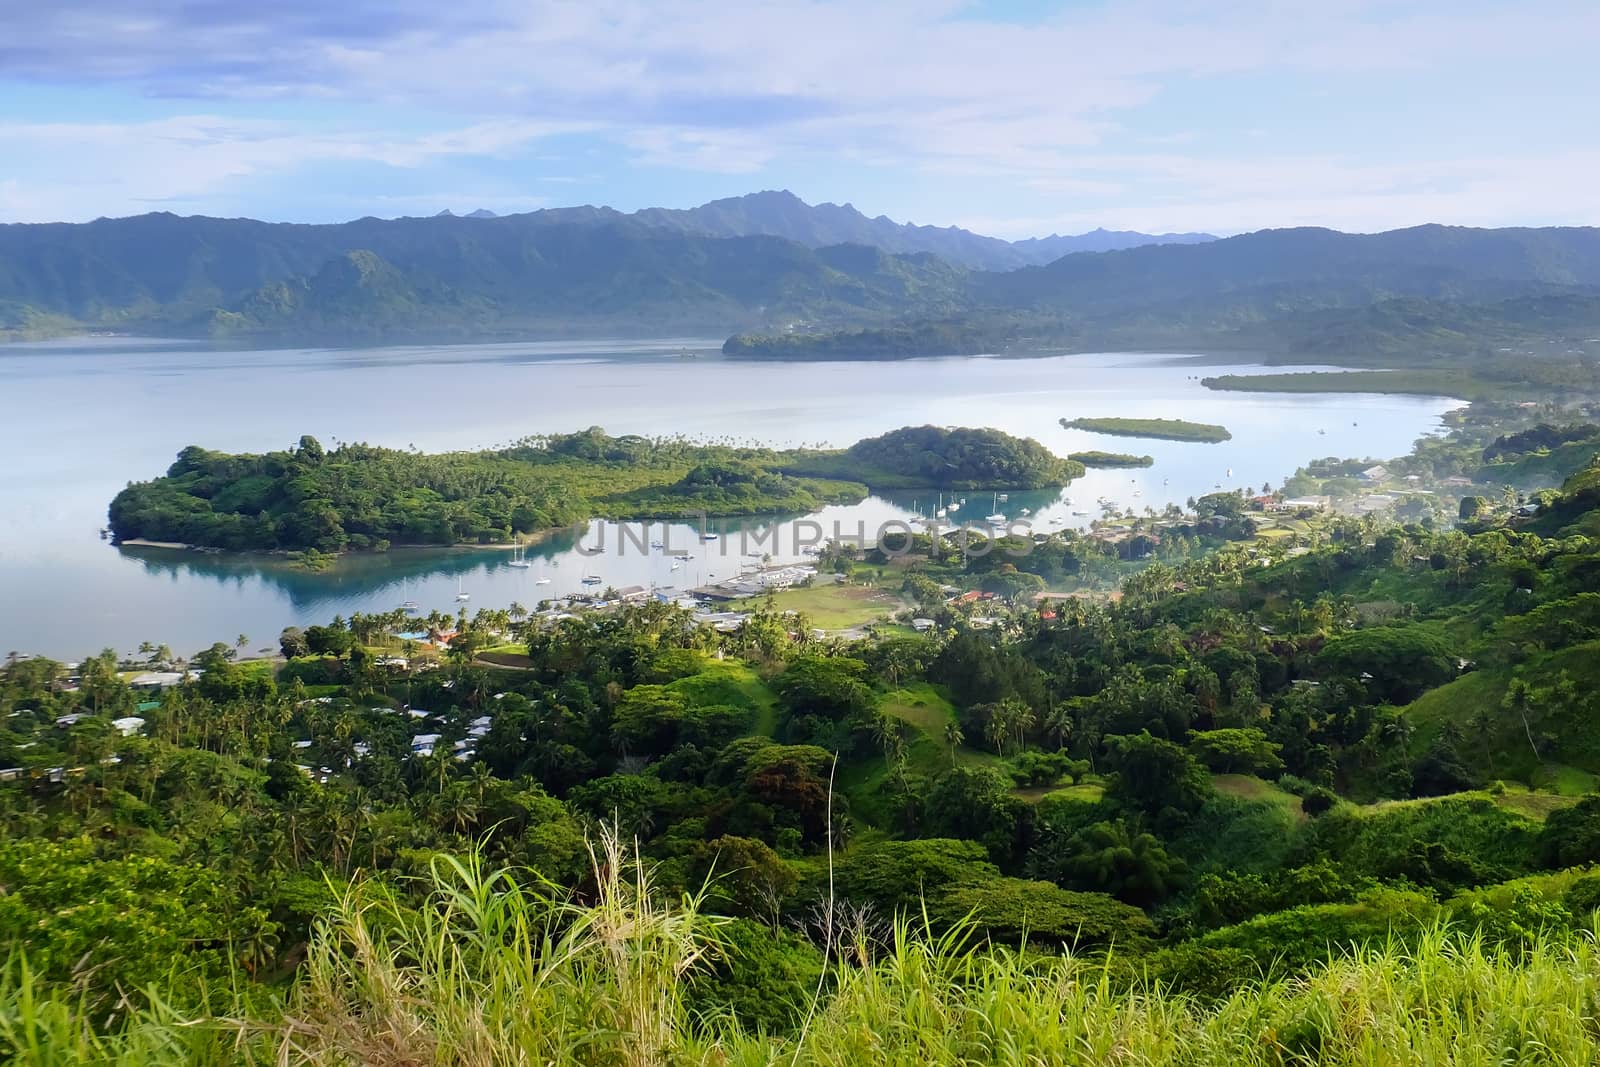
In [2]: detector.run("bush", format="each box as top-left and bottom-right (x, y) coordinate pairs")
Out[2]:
(928, 877), (1155, 951)
(1563, 871), (1600, 918)
(684, 918), (824, 1034)
(1149, 888), (1439, 998)
(1297, 797), (1539, 889)
(1301, 788), (1338, 817)
(1541, 796), (1600, 868)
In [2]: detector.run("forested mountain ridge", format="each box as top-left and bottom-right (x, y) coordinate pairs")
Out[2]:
(0, 213), (970, 337)
(975, 223), (1600, 315)
(4, 206), (1600, 345)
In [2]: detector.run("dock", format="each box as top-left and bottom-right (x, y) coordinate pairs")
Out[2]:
(687, 563), (818, 601)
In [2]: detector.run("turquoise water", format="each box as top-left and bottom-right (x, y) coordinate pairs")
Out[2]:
(0, 337), (1461, 658)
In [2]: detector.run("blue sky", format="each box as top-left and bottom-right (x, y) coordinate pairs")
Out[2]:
(1, 0), (1597, 237)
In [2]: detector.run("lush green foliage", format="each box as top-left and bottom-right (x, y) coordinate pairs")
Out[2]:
(19, 399), (1600, 1061)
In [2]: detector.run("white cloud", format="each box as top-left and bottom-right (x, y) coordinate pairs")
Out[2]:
(957, 149), (1600, 237)
(0, 115), (586, 221)
(2, 0), (1599, 228)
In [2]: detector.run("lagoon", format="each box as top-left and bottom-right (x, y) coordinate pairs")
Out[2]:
(0, 337), (1462, 657)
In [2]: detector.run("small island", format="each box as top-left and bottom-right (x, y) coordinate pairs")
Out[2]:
(723, 322), (1009, 360)
(108, 425), (1082, 553)
(1060, 416), (1232, 443)
(783, 425), (1085, 491)
(1201, 370), (1485, 399)
(1068, 450), (1155, 468)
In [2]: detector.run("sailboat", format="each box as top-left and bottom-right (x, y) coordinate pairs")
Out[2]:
(985, 492), (1005, 524)
(506, 544), (531, 568)
(455, 578), (470, 602)
(399, 578), (420, 614)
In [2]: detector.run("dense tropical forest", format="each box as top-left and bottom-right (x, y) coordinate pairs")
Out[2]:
(107, 425), (1082, 552)
(14, 383), (1600, 1060)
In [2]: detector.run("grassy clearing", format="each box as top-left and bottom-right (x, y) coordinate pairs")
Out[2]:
(477, 650), (536, 669)
(1493, 788), (1581, 822)
(875, 683), (1005, 776)
(881, 683), (956, 738)
(1531, 763), (1598, 796)
(741, 583), (906, 630)
(1212, 773), (1305, 818)
(666, 660), (779, 736)
(869, 622), (921, 639)
(1013, 781), (1105, 804)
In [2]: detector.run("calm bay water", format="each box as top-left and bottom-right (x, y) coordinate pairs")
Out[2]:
(0, 337), (1462, 658)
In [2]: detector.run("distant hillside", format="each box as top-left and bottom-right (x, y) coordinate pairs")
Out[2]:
(617, 190), (1214, 270)
(0, 213), (968, 339)
(5, 204), (1600, 348)
(977, 224), (1600, 319)
(1011, 226), (1214, 260)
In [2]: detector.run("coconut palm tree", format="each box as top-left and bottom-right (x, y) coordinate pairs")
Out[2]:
(943, 719), (965, 764)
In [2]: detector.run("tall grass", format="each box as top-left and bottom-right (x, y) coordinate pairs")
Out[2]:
(269, 826), (724, 1067)
(8, 836), (1600, 1065)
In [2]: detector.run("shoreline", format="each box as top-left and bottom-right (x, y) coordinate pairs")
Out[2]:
(117, 530), (563, 560)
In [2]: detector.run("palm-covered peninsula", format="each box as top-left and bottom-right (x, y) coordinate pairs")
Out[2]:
(108, 425), (1082, 551)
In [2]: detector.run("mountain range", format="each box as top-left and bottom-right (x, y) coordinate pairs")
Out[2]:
(425, 190), (1213, 270)
(604, 190), (1214, 270)
(1, 192), (1599, 354)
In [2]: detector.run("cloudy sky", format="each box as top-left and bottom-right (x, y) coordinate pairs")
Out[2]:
(2, 0), (1597, 236)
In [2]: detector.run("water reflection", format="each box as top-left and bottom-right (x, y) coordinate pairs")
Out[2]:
(0, 340), (1464, 657)
(112, 485), (1142, 615)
